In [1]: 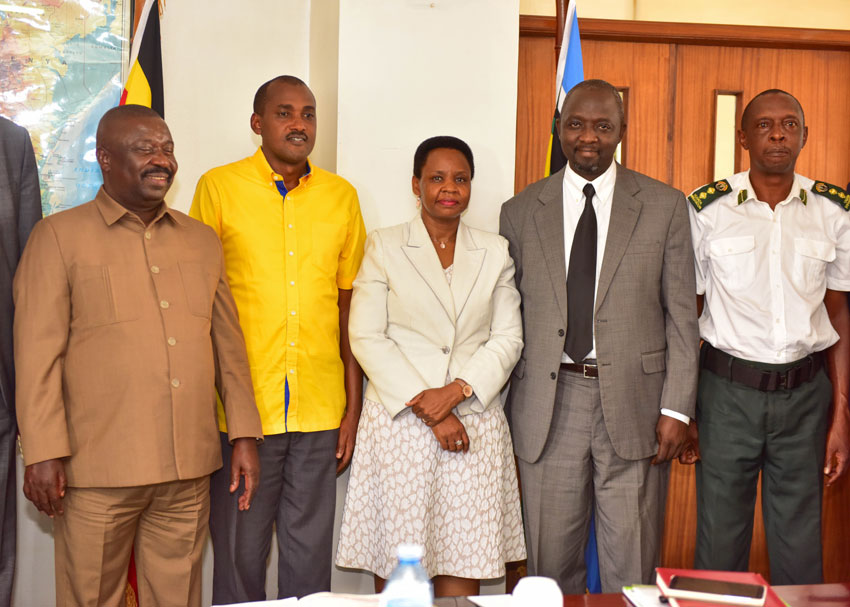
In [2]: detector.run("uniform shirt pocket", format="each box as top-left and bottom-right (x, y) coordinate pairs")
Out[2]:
(793, 238), (835, 293)
(708, 235), (755, 291)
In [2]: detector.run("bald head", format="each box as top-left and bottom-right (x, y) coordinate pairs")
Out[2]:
(96, 104), (164, 149)
(741, 89), (805, 129)
(95, 104), (177, 223)
(253, 75), (312, 115)
(561, 79), (625, 126)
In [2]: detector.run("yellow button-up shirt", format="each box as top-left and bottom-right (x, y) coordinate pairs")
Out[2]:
(191, 148), (366, 434)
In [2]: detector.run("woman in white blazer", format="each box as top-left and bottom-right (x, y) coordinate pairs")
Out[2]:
(335, 137), (525, 598)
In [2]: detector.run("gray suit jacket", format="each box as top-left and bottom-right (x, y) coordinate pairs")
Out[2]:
(500, 165), (698, 463)
(0, 117), (42, 420)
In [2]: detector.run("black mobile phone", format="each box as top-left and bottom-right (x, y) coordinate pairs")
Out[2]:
(669, 575), (766, 600)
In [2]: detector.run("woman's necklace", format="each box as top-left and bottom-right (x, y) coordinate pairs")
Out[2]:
(429, 234), (456, 249)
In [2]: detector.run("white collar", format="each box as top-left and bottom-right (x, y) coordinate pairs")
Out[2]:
(563, 160), (617, 202)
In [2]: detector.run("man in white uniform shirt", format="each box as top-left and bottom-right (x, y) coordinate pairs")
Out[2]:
(688, 89), (850, 584)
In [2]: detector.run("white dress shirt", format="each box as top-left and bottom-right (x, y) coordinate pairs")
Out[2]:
(561, 161), (616, 364)
(689, 171), (850, 364)
(561, 162), (689, 425)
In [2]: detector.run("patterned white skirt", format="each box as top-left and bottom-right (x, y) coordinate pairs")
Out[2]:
(335, 398), (526, 580)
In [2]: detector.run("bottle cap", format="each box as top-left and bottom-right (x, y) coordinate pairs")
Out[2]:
(396, 543), (424, 561)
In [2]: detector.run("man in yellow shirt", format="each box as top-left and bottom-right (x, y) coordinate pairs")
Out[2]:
(190, 75), (366, 601)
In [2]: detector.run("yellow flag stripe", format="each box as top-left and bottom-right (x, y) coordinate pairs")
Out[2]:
(544, 133), (554, 177)
(121, 61), (152, 107)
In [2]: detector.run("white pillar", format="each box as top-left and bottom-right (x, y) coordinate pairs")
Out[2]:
(337, 0), (520, 234)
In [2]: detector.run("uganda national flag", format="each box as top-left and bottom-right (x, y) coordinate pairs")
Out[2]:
(120, 0), (164, 117)
(544, 0), (584, 177)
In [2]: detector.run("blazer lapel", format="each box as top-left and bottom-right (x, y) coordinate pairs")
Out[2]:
(596, 166), (641, 311)
(402, 215), (456, 322)
(450, 222), (485, 320)
(533, 169), (568, 325)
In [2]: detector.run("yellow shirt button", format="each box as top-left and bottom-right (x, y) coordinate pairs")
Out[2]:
(151, 265), (160, 274)
(167, 337), (177, 346)
(160, 300), (170, 309)
(171, 378), (180, 388)
(145, 232), (152, 240)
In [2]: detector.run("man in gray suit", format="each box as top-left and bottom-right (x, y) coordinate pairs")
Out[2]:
(500, 79), (698, 593)
(0, 116), (42, 605)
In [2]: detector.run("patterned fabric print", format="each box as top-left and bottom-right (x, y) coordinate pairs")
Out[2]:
(337, 263), (525, 578)
(336, 398), (526, 579)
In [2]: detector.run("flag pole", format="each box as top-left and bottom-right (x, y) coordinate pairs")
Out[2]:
(556, 0), (567, 60)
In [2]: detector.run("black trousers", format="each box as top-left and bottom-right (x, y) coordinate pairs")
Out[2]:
(694, 362), (831, 584)
(209, 429), (338, 602)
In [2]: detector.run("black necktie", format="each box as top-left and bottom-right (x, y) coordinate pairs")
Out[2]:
(564, 183), (597, 362)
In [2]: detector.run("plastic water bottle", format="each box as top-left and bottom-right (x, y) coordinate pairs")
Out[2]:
(379, 543), (434, 607)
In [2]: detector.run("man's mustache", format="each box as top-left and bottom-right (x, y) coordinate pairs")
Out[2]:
(142, 167), (174, 179)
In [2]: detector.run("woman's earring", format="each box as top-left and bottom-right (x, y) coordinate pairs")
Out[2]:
(415, 196), (421, 209)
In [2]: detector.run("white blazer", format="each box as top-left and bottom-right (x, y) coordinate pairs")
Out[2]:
(349, 215), (523, 418)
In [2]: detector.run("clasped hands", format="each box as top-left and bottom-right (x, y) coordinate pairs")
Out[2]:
(406, 383), (469, 453)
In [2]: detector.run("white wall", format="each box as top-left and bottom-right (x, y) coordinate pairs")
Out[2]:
(337, 0), (520, 235)
(160, 0), (312, 212)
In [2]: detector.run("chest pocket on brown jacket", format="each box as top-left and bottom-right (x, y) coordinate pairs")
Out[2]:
(179, 261), (216, 319)
(71, 264), (141, 327)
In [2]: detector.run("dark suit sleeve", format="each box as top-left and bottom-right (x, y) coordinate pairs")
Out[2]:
(659, 191), (699, 419)
(17, 128), (42, 254)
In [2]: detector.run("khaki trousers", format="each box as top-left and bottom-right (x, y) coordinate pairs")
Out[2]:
(54, 476), (210, 607)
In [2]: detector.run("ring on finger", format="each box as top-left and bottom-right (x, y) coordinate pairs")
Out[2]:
(455, 439), (463, 447)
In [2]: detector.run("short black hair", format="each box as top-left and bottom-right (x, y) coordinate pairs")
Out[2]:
(560, 78), (625, 126)
(96, 104), (164, 147)
(253, 75), (311, 115)
(741, 89), (805, 128)
(413, 136), (475, 179)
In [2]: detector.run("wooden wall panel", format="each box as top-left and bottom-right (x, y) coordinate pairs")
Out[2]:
(515, 36), (557, 194)
(517, 16), (850, 585)
(673, 45), (850, 193)
(582, 40), (673, 184)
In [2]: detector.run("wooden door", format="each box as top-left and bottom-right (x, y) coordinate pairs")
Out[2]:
(516, 16), (850, 582)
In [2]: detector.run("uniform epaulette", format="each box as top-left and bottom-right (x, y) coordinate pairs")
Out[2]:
(812, 181), (850, 211)
(688, 180), (731, 212)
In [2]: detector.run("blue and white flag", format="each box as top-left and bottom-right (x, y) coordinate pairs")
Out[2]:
(545, 0), (584, 177)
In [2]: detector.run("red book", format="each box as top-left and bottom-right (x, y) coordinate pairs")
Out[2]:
(656, 568), (787, 607)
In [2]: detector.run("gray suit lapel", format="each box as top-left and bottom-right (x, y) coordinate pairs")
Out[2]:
(596, 166), (641, 311)
(450, 222), (485, 320)
(532, 170), (568, 325)
(402, 216), (456, 322)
